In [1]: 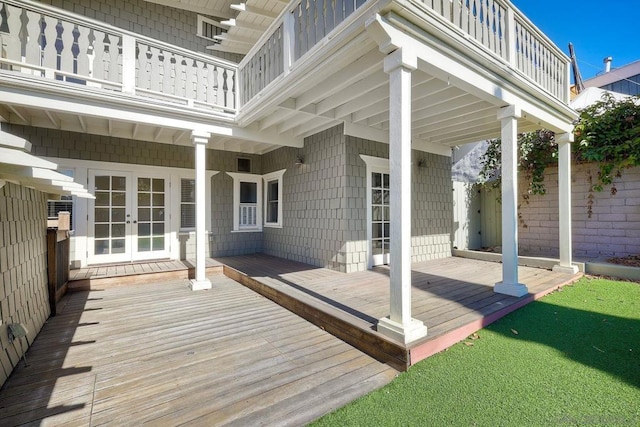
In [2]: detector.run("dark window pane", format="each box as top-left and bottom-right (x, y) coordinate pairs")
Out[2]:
(139, 223), (150, 237)
(181, 179), (195, 203)
(152, 223), (164, 236)
(152, 179), (164, 192)
(240, 182), (257, 203)
(95, 240), (109, 254)
(138, 178), (151, 192)
(181, 204), (195, 228)
(138, 208), (150, 222)
(95, 224), (109, 238)
(112, 176), (126, 191)
(237, 157), (251, 172)
(112, 208), (125, 222)
(112, 239), (125, 253)
(152, 208), (164, 221)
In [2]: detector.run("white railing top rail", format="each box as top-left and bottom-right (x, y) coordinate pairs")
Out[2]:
(1, 0), (238, 70)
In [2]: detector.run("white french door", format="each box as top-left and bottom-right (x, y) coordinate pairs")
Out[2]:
(88, 170), (169, 264)
(371, 171), (390, 266)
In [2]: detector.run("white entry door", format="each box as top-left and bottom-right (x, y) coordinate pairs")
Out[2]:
(371, 171), (390, 266)
(88, 170), (169, 264)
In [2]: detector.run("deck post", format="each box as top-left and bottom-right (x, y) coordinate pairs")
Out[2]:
(494, 105), (528, 297)
(553, 132), (579, 274)
(190, 130), (212, 291)
(376, 48), (428, 344)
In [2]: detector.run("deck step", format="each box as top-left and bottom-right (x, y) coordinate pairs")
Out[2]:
(68, 265), (223, 291)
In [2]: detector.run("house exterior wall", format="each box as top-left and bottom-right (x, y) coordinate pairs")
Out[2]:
(0, 182), (50, 387)
(37, 0), (242, 62)
(4, 124), (262, 263)
(518, 163), (640, 259)
(262, 124), (452, 273)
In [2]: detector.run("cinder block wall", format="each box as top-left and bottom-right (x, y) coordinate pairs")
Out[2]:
(5, 124), (263, 260)
(518, 163), (640, 259)
(0, 183), (50, 387)
(262, 125), (453, 272)
(38, 0), (242, 62)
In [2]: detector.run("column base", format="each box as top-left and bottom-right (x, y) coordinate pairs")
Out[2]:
(377, 316), (428, 344)
(494, 282), (528, 297)
(553, 264), (579, 274)
(190, 278), (212, 291)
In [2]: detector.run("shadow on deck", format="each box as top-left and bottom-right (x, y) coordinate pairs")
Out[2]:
(67, 254), (581, 371)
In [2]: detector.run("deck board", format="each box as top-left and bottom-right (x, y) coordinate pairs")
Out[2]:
(0, 274), (396, 426)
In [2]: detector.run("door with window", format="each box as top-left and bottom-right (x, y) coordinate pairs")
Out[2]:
(371, 171), (390, 265)
(88, 170), (169, 264)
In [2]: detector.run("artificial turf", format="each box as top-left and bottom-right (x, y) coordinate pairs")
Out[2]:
(312, 277), (640, 426)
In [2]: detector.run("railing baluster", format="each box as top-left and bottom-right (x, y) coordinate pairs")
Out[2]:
(40, 14), (57, 76)
(59, 21), (74, 75)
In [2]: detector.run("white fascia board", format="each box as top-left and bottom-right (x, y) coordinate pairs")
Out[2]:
(365, 13), (576, 134)
(0, 147), (59, 169)
(0, 129), (31, 151)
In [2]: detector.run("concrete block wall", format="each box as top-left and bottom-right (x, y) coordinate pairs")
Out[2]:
(518, 163), (640, 259)
(38, 0), (242, 62)
(6, 124), (263, 260)
(0, 183), (50, 387)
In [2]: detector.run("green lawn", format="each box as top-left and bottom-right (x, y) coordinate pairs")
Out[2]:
(313, 277), (640, 426)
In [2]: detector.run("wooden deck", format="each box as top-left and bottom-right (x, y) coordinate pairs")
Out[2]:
(218, 254), (582, 370)
(68, 258), (223, 290)
(0, 275), (397, 426)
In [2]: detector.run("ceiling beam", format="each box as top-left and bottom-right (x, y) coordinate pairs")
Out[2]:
(220, 19), (269, 34)
(230, 3), (279, 19)
(143, 0), (234, 19)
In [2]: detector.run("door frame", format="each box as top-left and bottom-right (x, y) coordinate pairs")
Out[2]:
(360, 155), (391, 268)
(47, 158), (217, 268)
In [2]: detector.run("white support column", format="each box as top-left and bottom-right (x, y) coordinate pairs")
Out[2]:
(376, 49), (428, 344)
(553, 132), (579, 274)
(494, 106), (528, 297)
(121, 35), (137, 95)
(190, 130), (212, 291)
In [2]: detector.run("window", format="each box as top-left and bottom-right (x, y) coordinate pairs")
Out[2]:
(227, 172), (262, 232)
(263, 169), (285, 228)
(227, 169), (285, 231)
(180, 178), (195, 229)
(48, 169), (74, 230)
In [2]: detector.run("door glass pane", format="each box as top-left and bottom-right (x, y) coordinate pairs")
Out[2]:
(152, 179), (164, 192)
(112, 176), (126, 191)
(138, 208), (150, 221)
(138, 192), (150, 207)
(152, 193), (165, 206)
(112, 192), (125, 206)
(112, 239), (125, 253)
(112, 208), (125, 222)
(95, 176), (110, 190)
(112, 224), (125, 238)
(372, 172), (381, 188)
(139, 223), (150, 237)
(95, 208), (109, 222)
(95, 240), (109, 254)
(95, 224), (109, 238)
(95, 192), (109, 206)
(152, 223), (164, 235)
(138, 237), (151, 252)
(138, 178), (151, 191)
(152, 236), (165, 250)
(372, 206), (382, 221)
(372, 189), (382, 204)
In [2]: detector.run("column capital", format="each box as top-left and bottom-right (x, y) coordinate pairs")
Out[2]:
(497, 105), (522, 121)
(555, 132), (574, 144)
(191, 130), (211, 145)
(384, 48), (417, 74)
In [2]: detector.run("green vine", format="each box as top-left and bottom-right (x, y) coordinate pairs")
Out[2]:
(479, 94), (640, 206)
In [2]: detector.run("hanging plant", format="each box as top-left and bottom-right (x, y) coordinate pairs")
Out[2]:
(479, 94), (640, 205)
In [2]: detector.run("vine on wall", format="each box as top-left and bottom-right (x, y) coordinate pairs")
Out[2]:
(479, 94), (640, 217)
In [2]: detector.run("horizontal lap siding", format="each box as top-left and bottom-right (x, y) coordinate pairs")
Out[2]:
(0, 183), (49, 387)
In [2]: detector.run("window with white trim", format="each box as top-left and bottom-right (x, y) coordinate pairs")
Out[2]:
(263, 169), (285, 228)
(227, 172), (263, 232)
(180, 178), (196, 229)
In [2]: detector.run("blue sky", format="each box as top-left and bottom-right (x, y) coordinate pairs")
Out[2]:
(514, 0), (638, 80)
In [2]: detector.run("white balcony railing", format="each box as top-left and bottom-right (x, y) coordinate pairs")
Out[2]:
(240, 0), (570, 105)
(0, 0), (237, 114)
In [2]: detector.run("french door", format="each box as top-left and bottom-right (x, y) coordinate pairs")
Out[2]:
(371, 171), (390, 266)
(88, 170), (169, 264)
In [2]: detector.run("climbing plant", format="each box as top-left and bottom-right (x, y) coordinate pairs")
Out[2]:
(479, 94), (640, 200)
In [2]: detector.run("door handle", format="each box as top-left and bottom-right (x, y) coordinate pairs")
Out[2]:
(126, 220), (131, 224)
(133, 220), (137, 224)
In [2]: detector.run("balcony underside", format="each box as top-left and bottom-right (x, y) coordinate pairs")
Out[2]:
(237, 2), (577, 152)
